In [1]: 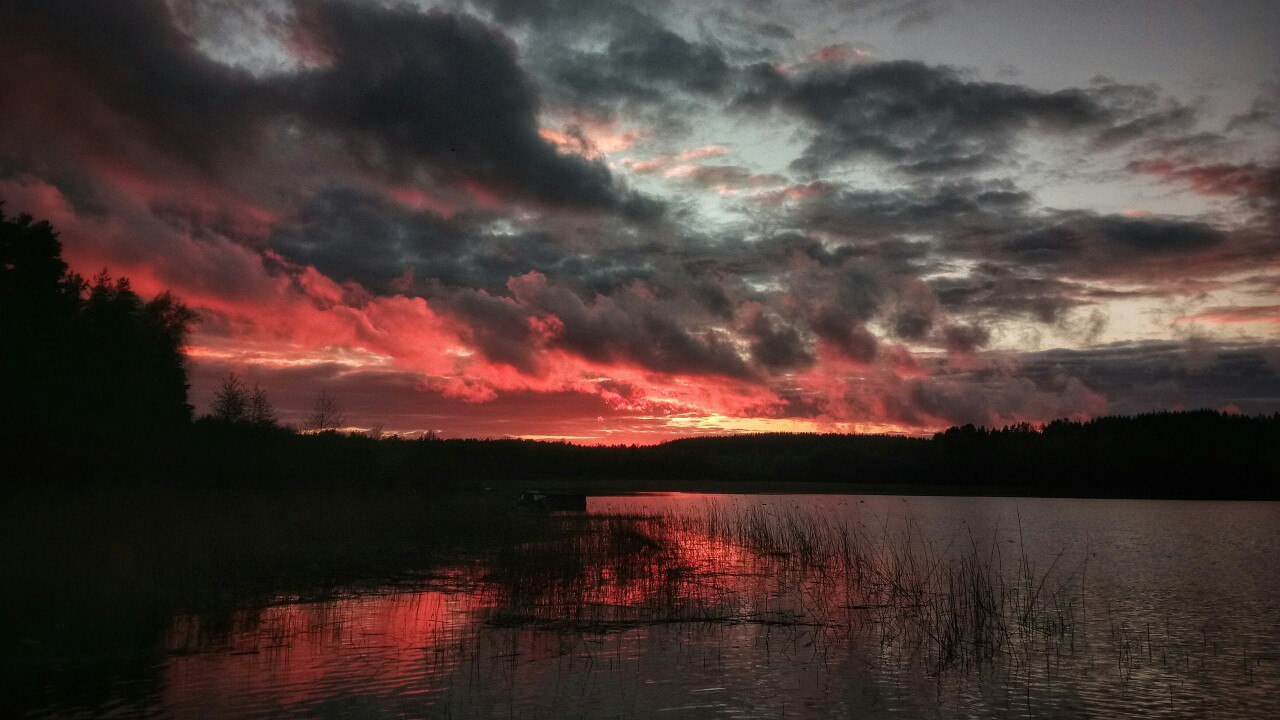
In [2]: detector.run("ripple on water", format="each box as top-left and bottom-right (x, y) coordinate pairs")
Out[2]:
(21, 495), (1280, 719)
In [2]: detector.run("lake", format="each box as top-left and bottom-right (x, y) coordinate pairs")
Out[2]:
(17, 494), (1280, 718)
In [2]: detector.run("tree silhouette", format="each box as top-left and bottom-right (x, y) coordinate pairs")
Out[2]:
(3, 210), (73, 441)
(2, 206), (194, 473)
(248, 383), (278, 427)
(305, 391), (346, 433)
(76, 272), (195, 433)
(212, 373), (249, 423)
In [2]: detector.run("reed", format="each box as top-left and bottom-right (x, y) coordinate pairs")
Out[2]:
(472, 503), (1093, 685)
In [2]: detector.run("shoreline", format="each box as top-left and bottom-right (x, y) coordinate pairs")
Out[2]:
(482, 477), (1280, 501)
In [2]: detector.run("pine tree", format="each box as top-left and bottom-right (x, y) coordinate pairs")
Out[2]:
(212, 373), (249, 423)
(248, 383), (278, 426)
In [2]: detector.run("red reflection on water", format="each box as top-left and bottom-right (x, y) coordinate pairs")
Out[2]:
(155, 507), (880, 718)
(162, 586), (487, 717)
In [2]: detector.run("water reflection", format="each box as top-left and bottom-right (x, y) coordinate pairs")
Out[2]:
(21, 495), (1280, 719)
(160, 586), (478, 718)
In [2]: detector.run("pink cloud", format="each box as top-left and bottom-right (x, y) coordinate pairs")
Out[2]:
(807, 44), (872, 64)
(1176, 305), (1280, 325)
(678, 145), (729, 160)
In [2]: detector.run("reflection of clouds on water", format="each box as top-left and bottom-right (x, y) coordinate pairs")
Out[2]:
(27, 496), (1280, 719)
(161, 588), (479, 717)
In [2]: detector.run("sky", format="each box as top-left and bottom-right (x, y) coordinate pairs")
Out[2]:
(2, 0), (1278, 443)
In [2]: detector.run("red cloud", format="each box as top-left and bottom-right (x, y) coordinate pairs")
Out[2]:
(1176, 305), (1280, 325)
(1130, 159), (1280, 205)
(808, 45), (872, 64)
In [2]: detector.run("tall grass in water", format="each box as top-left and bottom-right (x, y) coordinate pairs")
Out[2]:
(689, 503), (1085, 675)
(484, 504), (1087, 682)
(481, 514), (744, 630)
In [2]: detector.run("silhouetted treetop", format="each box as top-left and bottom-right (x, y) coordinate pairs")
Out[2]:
(213, 373), (250, 424)
(1, 208), (73, 299)
(2, 206), (195, 479)
(306, 391), (346, 433)
(248, 383), (279, 427)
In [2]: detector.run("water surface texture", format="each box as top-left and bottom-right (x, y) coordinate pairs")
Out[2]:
(22, 495), (1280, 718)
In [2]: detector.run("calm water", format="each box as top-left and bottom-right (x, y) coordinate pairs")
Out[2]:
(18, 495), (1280, 718)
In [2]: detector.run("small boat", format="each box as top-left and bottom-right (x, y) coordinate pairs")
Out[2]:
(516, 490), (587, 512)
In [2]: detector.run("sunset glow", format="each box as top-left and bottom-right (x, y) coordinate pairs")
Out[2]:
(2, 0), (1277, 441)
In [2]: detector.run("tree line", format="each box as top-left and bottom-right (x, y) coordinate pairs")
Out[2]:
(0, 207), (371, 483)
(3, 206), (1278, 498)
(207, 372), (347, 433)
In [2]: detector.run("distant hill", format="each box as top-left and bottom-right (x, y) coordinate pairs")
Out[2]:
(8, 406), (1279, 499)
(160, 410), (1280, 500)
(613, 410), (1280, 498)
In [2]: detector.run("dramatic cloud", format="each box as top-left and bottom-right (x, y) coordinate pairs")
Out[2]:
(1178, 305), (1280, 325)
(0, 0), (658, 217)
(737, 60), (1110, 173)
(2, 0), (1277, 440)
(285, 1), (659, 216)
(1129, 159), (1280, 215)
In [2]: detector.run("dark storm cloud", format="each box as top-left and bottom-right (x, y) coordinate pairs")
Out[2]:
(374, 219), (950, 380)
(505, 271), (757, 378)
(904, 340), (1280, 428)
(535, 19), (734, 116)
(747, 0), (950, 34)
(905, 371), (1105, 428)
(938, 324), (990, 353)
(270, 186), (469, 291)
(287, 1), (657, 217)
(469, 0), (737, 117)
(0, 0), (265, 169)
(428, 255), (766, 380)
(880, 278), (943, 342)
(930, 265), (1082, 323)
(698, 9), (794, 44)
(745, 311), (816, 372)
(737, 60), (1110, 173)
(270, 186), (674, 299)
(784, 178), (1031, 240)
(5, 0), (1277, 437)
(1015, 341), (1280, 417)
(736, 61), (1199, 174)
(886, 0), (945, 31)
(769, 177), (1280, 329)
(469, 0), (624, 29)
(597, 18), (733, 96)
(0, 0), (656, 217)
(438, 288), (543, 374)
(809, 308), (879, 363)
(708, 231), (911, 322)
(776, 176), (1268, 288)
(968, 214), (1228, 279)
(892, 339), (1280, 428)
